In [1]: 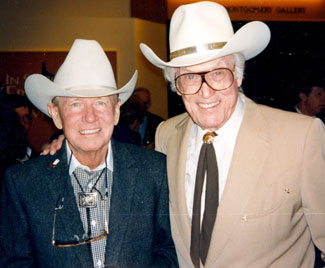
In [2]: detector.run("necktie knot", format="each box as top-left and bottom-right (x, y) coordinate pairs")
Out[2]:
(203, 132), (217, 144)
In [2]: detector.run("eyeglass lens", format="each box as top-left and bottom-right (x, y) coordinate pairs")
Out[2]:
(175, 68), (234, 95)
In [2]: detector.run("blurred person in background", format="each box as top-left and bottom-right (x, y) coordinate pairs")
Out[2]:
(295, 84), (325, 118)
(0, 89), (37, 185)
(131, 87), (164, 149)
(112, 99), (143, 145)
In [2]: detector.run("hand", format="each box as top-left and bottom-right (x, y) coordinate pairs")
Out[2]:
(41, 134), (65, 155)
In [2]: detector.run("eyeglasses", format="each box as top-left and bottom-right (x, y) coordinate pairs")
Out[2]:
(175, 68), (235, 95)
(52, 153), (110, 247)
(52, 191), (109, 248)
(52, 204), (109, 248)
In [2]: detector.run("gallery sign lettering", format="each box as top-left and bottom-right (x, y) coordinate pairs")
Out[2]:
(167, 0), (325, 21)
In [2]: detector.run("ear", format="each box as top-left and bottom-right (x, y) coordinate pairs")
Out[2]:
(237, 78), (242, 88)
(299, 92), (307, 101)
(47, 103), (63, 130)
(113, 99), (121, 126)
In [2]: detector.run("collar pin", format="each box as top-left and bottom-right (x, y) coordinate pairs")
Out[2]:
(203, 132), (217, 144)
(50, 159), (60, 167)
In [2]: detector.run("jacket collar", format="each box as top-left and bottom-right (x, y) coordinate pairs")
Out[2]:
(104, 140), (139, 264)
(45, 146), (93, 267)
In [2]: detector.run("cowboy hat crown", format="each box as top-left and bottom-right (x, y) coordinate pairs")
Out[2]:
(140, 1), (271, 68)
(25, 39), (137, 117)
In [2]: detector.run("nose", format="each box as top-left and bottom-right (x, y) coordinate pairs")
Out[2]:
(83, 103), (97, 122)
(199, 81), (215, 98)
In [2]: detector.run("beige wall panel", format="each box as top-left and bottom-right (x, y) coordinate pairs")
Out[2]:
(0, 16), (137, 94)
(134, 19), (168, 119)
(1, 0), (131, 18)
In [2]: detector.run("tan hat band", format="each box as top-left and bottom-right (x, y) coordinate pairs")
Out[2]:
(169, 42), (227, 60)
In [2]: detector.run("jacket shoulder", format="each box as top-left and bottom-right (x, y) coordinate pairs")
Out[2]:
(4, 149), (66, 186)
(250, 100), (325, 144)
(147, 112), (164, 125)
(256, 102), (317, 127)
(155, 112), (189, 154)
(112, 139), (166, 164)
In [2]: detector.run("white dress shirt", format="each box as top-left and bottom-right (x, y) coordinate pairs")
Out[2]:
(65, 141), (113, 268)
(185, 95), (245, 221)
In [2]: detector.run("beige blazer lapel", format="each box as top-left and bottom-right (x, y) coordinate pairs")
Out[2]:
(167, 115), (194, 266)
(206, 97), (271, 266)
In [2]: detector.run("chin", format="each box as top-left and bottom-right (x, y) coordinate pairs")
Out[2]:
(76, 143), (104, 152)
(201, 119), (223, 130)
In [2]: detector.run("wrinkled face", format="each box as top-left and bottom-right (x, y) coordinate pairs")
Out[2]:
(48, 96), (120, 156)
(305, 86), (325, 115)
(177, 55), (241, 131)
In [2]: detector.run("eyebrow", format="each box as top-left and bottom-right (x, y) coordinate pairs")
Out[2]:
(180, 65), (231, 74)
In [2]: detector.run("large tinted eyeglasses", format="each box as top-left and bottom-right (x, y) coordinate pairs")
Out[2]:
(175, 68), (235, 95)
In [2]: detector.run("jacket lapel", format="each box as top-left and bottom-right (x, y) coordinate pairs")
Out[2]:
(168, 115), (194, 265)
(206, 96), (270, 266)
(105, 140), (138, 264)
(45, 147), (93, 267)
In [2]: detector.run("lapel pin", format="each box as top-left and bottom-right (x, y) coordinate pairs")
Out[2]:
(50, 159), (60, 167)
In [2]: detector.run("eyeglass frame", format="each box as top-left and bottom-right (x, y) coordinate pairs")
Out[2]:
(174, 67), (235, 95)
(51, 152), (110, 248)
(52, 201), (109, 248)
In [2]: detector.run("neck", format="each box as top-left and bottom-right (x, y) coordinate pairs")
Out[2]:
(69, 146), (108, 171)
(297, 102), (313, 116)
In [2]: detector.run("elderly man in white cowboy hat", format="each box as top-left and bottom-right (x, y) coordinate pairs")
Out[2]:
(0, 39), (178, 268)
(140, 1), (325, 268)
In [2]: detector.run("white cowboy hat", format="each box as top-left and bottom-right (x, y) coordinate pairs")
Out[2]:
(140, 1), (271, 68)
(25, 39), (138, 117)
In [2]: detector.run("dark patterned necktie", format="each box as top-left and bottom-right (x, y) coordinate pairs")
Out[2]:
(190, 132), (219, 268)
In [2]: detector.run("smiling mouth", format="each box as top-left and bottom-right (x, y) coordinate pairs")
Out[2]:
(79, 128), (101, 134)
(199, 101), (220, 109)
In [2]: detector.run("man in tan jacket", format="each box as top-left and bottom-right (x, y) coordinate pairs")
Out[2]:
(140, 1), (325, 267)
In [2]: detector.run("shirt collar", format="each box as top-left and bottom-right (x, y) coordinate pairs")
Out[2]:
(295, 105), (302, 114)
(295, 105), (316, 118)
(65, 140), (114, 175)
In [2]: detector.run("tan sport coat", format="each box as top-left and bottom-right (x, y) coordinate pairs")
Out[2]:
(155, 95), (325, 268)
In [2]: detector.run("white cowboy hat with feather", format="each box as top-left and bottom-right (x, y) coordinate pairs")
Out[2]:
(25, 39), (137, 117)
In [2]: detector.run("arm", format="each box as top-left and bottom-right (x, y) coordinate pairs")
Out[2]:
(155, 121), (167, 154)
(301, 118), (325, 261)
(0, 168), (35, 267)
(155, 113), (190, 154)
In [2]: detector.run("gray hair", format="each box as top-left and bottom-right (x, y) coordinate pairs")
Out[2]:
(163, 53), (246, 92)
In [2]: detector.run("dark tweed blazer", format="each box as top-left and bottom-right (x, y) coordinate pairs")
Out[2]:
(0, 139), (178, 268)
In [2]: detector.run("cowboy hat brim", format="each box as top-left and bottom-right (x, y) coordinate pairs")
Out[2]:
(140, 21), (270, 69)
(25, 70), (138, 117)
